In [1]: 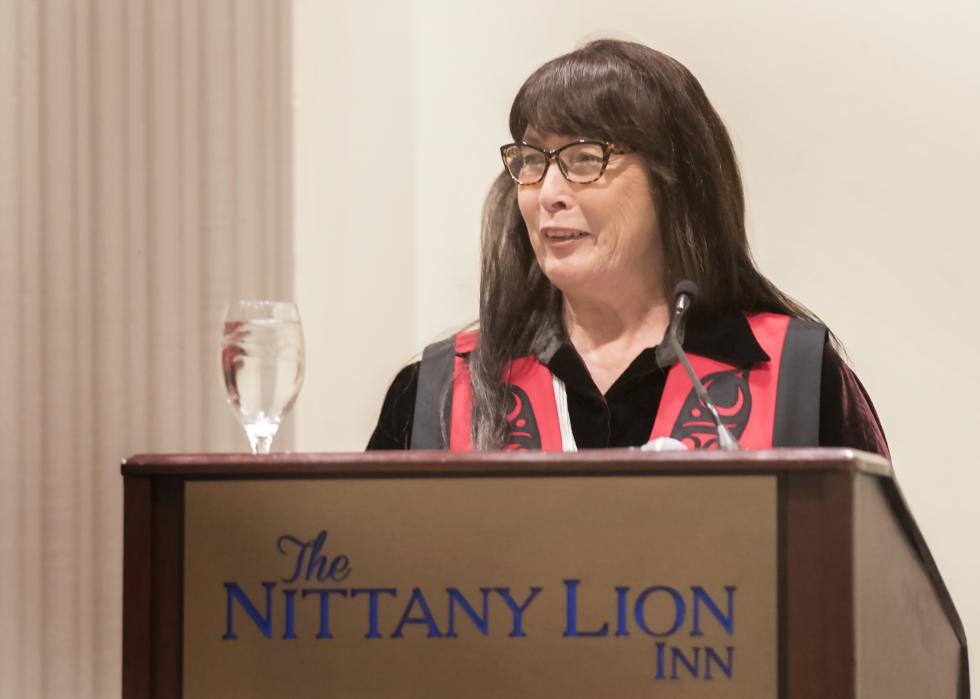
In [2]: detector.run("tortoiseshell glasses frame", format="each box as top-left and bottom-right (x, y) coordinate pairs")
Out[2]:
(499, 140), (631, 185)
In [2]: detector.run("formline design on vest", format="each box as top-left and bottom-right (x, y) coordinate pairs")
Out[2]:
(413, 313), (824, 451)
(670, 369), (752, 450)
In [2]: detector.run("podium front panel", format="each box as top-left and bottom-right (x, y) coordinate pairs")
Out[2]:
(182, 475), (777, 698)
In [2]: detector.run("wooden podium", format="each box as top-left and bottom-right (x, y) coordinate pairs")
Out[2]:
(121, 449), (968, 698)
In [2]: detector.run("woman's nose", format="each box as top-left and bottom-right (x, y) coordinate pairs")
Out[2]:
(538, 161), (574, 212)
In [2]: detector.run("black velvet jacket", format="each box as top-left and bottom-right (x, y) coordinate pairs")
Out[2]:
(366, 311), (890, 458)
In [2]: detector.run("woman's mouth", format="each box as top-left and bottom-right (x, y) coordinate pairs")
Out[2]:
(542, 227), (590, 241)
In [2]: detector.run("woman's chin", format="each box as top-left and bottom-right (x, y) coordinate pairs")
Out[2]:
(541, 260), (601, 295)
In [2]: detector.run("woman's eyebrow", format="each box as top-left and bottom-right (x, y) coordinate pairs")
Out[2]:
(523, 131), (582, 148)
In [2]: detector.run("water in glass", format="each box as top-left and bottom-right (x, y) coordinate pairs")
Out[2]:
(220, 302), (304, 453)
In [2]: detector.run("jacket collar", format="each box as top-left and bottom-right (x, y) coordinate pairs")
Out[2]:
(540, 309), (769, 366)
(682, 308), (770, 366)
(541, 309), (770, 396)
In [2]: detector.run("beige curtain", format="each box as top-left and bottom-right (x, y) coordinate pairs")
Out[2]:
(0, 1), (292, 696)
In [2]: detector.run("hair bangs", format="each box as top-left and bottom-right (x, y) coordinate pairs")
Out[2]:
(509, 49), (651, 147)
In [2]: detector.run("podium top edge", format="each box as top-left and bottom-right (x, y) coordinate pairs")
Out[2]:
(121, 447), (893, 479)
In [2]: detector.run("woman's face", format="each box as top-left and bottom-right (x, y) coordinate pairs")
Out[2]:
(517, 129), (665, 303)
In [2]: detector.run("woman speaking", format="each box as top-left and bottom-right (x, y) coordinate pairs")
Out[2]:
(368, 39), (888, 456)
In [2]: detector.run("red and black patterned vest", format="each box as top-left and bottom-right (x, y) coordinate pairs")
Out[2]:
(411, 313), (825, 451)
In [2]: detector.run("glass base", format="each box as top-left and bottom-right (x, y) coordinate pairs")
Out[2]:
(244, 421), (280, 455)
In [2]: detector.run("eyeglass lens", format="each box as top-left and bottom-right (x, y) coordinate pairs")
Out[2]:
(503, 143), (607, 184)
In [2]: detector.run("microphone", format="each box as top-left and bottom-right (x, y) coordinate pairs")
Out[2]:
(657, 281), (740, 451)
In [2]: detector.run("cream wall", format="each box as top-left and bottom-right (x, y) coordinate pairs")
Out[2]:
(293, 0), (980, 673)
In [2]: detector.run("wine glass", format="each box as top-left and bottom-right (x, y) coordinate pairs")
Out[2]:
(220, 301), (305, 454)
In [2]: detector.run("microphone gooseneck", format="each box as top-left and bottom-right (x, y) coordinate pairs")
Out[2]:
(663, 281), (740, 451)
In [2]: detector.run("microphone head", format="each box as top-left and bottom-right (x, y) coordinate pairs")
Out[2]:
(673, 280), (699, 302)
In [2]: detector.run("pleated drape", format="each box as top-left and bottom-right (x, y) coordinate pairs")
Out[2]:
(0, 1), (293, 696)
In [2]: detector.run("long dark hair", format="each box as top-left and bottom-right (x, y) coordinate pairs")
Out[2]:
(471, 39), (823, 449)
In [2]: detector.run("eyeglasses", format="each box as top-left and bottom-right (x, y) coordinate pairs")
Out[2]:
(499, 140), (630, 185)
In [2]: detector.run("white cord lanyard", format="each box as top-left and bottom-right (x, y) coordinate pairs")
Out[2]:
(551, 375), (579, 452)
